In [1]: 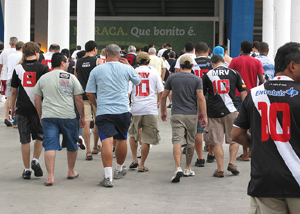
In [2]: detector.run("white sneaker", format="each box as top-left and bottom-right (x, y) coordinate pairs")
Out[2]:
(77, 135), (86, 150)
(171, 167), (183, 183)
(113, 166), (128, 179)
(183, 168), (195, 177)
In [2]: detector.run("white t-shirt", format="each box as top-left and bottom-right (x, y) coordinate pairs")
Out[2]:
(129, 66), (164, 115)
(71, 50), (80, 63)
(174, 53), (197, 69)
(0, 48), (17, 80)
(43, 52), (54, 71)
(157, 48), (167, 58)
(7, 51), (22, 79)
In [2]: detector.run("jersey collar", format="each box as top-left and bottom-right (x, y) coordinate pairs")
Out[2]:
(272, 76), (294, 81)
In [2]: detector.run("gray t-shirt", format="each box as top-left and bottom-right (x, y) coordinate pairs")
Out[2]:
(165, 72), (202, 115)
(34, 69), (84, 119)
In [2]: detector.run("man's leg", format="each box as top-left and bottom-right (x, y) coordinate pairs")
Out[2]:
(173, 144), (182, 169)
(44, 150), (55, 184)
(129, 137), (138, 164)
(21, 143), (31, 169)
(229, 143), (239, 165)
(185, 146), (194, 170)
(33, 140), (43, 160)
(139, 142), (150, 169)
(92, 124), (100, 151)
(101, 137), (114, 167)
(214, 145), (224, 171)
(195, 133), (204, 160)
(67, 150), (78, 177)
(115, 139), (127, 165)
(83, 120), (92, 159)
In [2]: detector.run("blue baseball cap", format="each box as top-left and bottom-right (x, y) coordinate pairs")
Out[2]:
(213, 46), (224, 57)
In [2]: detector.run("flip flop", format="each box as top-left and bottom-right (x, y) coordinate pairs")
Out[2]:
(92, 145), (101, 154)
(44, 181), (53, 186)
(67, 173), (79, 180)
(129, 161), (138, 169)
(138, 166), (149, 172)
(86, 151), (93, 160)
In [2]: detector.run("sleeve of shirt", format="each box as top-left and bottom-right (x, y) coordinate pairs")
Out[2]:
(164, 75), (172, 90)
(85, 70), (97, 93)
(202, 74), (208, 95)
(160, 58), (166, 69)
(257, 60), (265, 74)
(0, 54), (3, 65)
(11, 70), (19, 88)
(196, 76), (203, 90)
(156, 73), (164, 93)
(174, 56), (181, 69)
(33, 78), (43, 97)
(236, 72), (247, 92)
(128, 66), (141, 85)
(72, 75), (84, 95)
(233, 93), (251, 129)
(128, 81), (133, 94)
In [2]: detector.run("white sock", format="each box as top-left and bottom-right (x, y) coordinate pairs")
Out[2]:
(116, 163), (123, 172)
(104, 167), (112, 180)
(32, 158), (38, 163)
(25, 168), (31, 172)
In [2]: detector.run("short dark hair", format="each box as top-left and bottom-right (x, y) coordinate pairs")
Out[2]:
(85, 40), (97, 52)
(274, 42), (300, 74)
(50, 44), (60, 52)
(241, 40), (253, 54)
(143, 46), (149, 53)
(211, 54), (225, 64)
(166, 43), (172, 48)
(253, 41), (260, 49)
(77, 50), (86, 59)
(61, 48), (70, 58)
(23, 42), (40, 58)
(148, 43), (154, 48)
(181, 61), (193, 70)
(220, 45), (228, 51)
(52, 53), (66, 68)
(185, 43), (194, 52)
(0, 43), (4, 50)
(258, 42), (269, 53)
(195, 42), (209, 53)
(76, 45), (81, 50)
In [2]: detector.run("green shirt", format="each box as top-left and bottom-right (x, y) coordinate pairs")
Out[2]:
(34, 69), (84, 119)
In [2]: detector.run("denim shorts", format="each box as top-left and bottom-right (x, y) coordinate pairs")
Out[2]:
(95, 112), (131, 141)
(42, 118), (78, 152)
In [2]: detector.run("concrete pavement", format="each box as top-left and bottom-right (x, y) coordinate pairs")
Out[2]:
(0, 97), (252, 214)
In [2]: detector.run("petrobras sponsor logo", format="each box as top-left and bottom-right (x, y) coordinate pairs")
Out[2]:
(255, 87), (298, 97)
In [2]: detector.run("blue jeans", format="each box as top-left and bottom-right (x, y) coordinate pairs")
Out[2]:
(42, 118), (78, 152)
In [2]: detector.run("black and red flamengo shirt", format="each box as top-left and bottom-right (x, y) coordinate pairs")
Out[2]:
(234, 76), (300, 197)
(202, 65), (247, 118)
(126, 53), (137, 67)
(11, 59), (49, 115)
(194, 56), (212, 78)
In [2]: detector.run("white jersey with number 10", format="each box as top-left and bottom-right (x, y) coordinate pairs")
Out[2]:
(129, 66), (164, 116)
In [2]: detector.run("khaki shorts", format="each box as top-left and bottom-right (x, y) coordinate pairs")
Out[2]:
(249, 196), (300, 214)
(83, 100), (97, 121)
(204, 112), (238, 146)
(170, 114), (197, 148)
(128, 115), (160, 145)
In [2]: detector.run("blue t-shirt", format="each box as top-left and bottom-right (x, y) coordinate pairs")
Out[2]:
(86, 62), (141, 115)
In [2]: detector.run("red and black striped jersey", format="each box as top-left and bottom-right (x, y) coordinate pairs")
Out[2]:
(234, 76), (300, 197)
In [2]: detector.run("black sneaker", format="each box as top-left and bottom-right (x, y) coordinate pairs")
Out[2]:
(195, 158), (205, 167)
(22, 170), (31, 179)
(167, 103), (172, 108)
(207, 154), (215, 163)
(182, 147), (186, 154)
(4, 119), (12, 127)
(31, 160), (43, 177)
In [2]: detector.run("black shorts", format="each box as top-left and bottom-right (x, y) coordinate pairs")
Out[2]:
(95, 112), (131, 141)
(17, 114), (43, 144)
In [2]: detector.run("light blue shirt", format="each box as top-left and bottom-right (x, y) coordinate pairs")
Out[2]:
(86, 62), (141, 115)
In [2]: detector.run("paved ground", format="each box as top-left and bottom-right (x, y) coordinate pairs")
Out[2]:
(0, 96), (252, 214)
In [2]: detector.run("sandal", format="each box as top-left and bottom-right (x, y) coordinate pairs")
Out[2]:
(85, 151), (93, 160)
(138, 166), (149, 172)
(92, 145), (101, 154)
(129, 161), (138, 169)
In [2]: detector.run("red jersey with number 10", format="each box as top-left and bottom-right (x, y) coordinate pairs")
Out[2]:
(234, 76), (300, 197)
